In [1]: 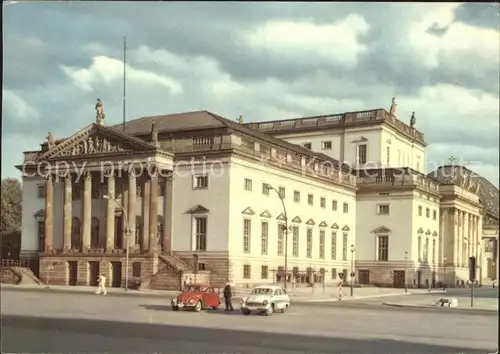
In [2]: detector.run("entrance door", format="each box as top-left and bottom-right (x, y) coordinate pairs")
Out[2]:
(417, 270), (422, 288)
(111, 261), (122, 288)
(358, 270), (370, 285)
(68, 261), (78, 286)
(393, 270), (405, 288)
(89, 261), (99, 286)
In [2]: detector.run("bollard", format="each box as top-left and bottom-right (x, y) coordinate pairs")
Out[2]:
(338, 283), (343, 301)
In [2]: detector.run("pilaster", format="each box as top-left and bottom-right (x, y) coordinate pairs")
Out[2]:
(128, 171), (137, 249)
(63, 175), (72, 251)
(106, 174), (115, 251)
(44, 174), (54, 251)
(149, 168), (159, 254)
(82, 172), (92, 251)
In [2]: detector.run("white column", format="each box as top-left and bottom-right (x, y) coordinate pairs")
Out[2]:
(453, 209), (459, 266)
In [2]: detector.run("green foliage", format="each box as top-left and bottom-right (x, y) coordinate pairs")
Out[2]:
(1, 178), (22, 233)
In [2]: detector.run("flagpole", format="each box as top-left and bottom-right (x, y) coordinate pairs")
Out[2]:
(122, 36), (127, 131)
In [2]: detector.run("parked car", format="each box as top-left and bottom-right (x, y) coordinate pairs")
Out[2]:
(240, 285), (290, 316)
(171, 284), (221, 312)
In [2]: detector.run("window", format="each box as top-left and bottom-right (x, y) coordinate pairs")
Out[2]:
(37, 184), (46, 198)
(425, 208), (430, 218)
(279, 187), (286, 199)
(262, 183), (270, 195)
(342, 233), (348, 260)
(377, 204), (390, 215)
(433, 210), (437, 220)
(308, 194), (314, 206)
(132, 262), (142, 277)
(193, 175), (208, 189)
(319, 230), (325, 259)
(195, 217), (207, 251)
(243, 265), (251, 279)
(332, 200), (338, 211)
(306, 229), (313, 258)
(243, 219), (251, 253)
(277, 225), (284, 256)
(418, 206), (422, 216)
(244, 178), (252, 191)
(292, 226), (299, 257)
(424, 238), (429, 260)
(386, 146), (390, 166)
(303, 142), (312, 149)
(418, 236), (422, 261)
(293, 190), (300, 203)
(37, 220), (45, 251)
(322, 141), (332, 150)
(261, 222), (268, 255)
(358, 144), (367, 164)
(320, 197), (326, 208)
(261, 265), (268, 279)
(377, 236), (389, 261)
(432, 239), (436, 264)
(343, 203), (349, 213)
(331, 268), (337, 279)
(331, 232), (337, 260)
(198, 263), (206, 271)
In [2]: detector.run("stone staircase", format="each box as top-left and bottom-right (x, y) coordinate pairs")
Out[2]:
(140, 254), (196, 291)
(0, 266), (43, 286)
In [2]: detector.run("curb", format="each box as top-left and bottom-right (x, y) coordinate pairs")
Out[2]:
(0, 286), (177, 299)
(382, 302), (498, 314)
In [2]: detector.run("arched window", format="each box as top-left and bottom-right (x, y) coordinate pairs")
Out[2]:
(91, 217), (99, 248)
(72, 217), (81, 250)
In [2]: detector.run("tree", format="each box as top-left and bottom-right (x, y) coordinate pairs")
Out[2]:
(1, 178), (22, 233)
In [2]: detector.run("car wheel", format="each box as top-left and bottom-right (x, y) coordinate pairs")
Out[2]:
(212, 306), (218, 310)
(172, 306), (179, 311)
(194, 301), (202, 312)
(281, 305), (288, 313)
(242, 309), (251, 316)
(265, 305), (274, 316)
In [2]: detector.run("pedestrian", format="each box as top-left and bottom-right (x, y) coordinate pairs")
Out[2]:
(223, 280), (234, 311)
(95, 274), (107, 295)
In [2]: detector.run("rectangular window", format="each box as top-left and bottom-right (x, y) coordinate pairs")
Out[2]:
(277, 225), (284, 256)
(331, 268), (337, 279)
(195, 217), (207, 251)
(306, 229), (313, 258)
(243, 265), (251, 279)
(418, 205), (422, 216)
(426, 208), (430, 218)
(424, 237), (429, 260)
(244, 178), (252, 191)
(377, 204), (390, 215)
(319, 230), (325, 259)
(342, 233), (348, 260)
(386, 146), (390, 166)
(320, 197), (326, 208)
(198, 263), (206, 271)
(292, 226), (299, 257)
(358, 144), (367, 164)
(322, 141), (332, 150)
(432, 239), (436, 264)
(418, 236), (422, 261)
(262, 183), (270, 195)
(243, 219), (251, 253)
(332, 200), (338, 211)
(303, 142), (312, 149)
(308, 194), (314, 206)
(37, 184), (46, 198)
(261, 265), (268, 279)
(193, 175), (208, 189)
(343, 203), (349, 213)
(37, 220), (45, 251)
(261, 222), (268, 255)
(331, 231), (337, 260)
(377, 236), (389, 261)
(433, 210), (437, 220)
(293, 190), (300, 203)
(279, 187), (286, 199)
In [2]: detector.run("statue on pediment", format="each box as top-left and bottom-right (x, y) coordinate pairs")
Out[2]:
(151, 121), (158, 142)
(410, 112), (416, 129)
(95, 98), (105, 125)
(237, 115), (244, 124)
(389, 97), (397, 116)
(46, 132), (56, 150)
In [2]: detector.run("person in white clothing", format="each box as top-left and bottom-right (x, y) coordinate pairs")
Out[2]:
(95, 274), (107, 295)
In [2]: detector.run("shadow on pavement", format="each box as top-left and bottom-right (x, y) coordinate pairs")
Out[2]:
(1, 315), (493, 353)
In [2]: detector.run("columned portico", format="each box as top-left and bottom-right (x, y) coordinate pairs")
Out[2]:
(44, 175), (54, 252)
(106, 173), (115, 250)
(149, 168), (159, 254)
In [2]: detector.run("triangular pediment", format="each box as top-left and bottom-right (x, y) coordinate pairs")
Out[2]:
(318, 221), (328, 228)
(342, 225), (350, 231)
(425, 229), (431, 235)
(291, 216), (302, 223)
(331, 223), (339, 230)
(351, 136), (368, 143)
(186, 205), (209, 214)
(33, 209), (45, 218)
(432, 231), (438, 236)
(306, 218), (315, 226)
(242, 207), (255, 216)
(260, 210), (272, 218)
(276, 213), (286, 221)
(417, 227), (424, 234)
(41, 124), (156, 160)
(372, 226), (391, 234)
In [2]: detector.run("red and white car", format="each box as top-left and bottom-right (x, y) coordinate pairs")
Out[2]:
(171, 284), (221, 312)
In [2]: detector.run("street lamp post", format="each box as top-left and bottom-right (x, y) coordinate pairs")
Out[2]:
(443, 255), (447, 291)
(266, 184), (289, 290)
(404, 250), (408, 293)
(350, 244), (355, 297)
(103, 194), (130, 291)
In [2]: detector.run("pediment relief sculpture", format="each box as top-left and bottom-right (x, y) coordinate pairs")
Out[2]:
(331, 223), (339, 230)
(241, 207), (255, 216)
(417, 227), (424, 234)
(276, 213), (286, 221)
(291, 216), (302, 223)
(372, 226), (391, 234)
(260, 210), (272, 218)
(342, 225), (350, 231)
(61, 135), (127, 157)
(318, 221), (328, 228)
(306, 218), (315, 226)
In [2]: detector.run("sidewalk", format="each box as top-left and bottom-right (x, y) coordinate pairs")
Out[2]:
(383, 294), (498, 313)
(0, 283), (442, 303)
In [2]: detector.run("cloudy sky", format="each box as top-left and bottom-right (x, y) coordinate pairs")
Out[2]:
(3, 2), (499, 186)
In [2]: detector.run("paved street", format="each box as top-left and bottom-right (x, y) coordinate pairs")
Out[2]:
(2, 291), (497, 353)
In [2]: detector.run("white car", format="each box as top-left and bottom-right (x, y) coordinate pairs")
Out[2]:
(240, 285), (290, 316)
